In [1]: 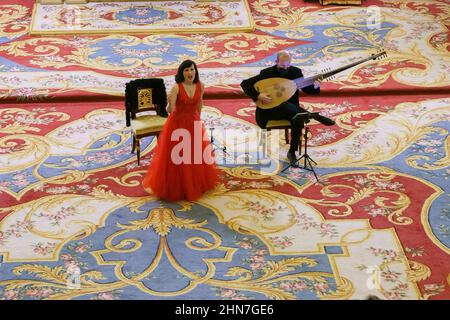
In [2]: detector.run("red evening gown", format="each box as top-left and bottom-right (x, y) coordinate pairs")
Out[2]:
(142, 81), (219, 201)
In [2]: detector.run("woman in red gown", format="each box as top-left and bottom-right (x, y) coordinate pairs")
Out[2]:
(142, 60), (219, 201)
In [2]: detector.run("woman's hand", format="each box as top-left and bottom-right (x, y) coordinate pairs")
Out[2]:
(166, 85), (178, 113)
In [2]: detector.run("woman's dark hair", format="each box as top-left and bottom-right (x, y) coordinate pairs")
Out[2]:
(175, 60), (199, 83)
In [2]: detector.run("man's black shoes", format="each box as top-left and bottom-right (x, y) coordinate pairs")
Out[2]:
(312, 113), (335, 126)
(291, 112), (335, 126)
(287, 151), (298, 167)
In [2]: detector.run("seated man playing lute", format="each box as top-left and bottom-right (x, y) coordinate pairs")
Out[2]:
(240, 51), (335, 166)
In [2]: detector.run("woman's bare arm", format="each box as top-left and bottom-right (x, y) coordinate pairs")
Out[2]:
(166, 84), (178, 114)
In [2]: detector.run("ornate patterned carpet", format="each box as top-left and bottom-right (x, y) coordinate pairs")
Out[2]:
(0, 0), (449, 300)
(30, 1), (254, 35)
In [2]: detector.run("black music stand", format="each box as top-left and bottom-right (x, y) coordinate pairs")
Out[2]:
(281, 112), (320, 183)
(209, 127), (228, 158)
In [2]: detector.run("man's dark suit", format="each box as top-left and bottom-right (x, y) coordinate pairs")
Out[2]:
(240, 65), (320, 153)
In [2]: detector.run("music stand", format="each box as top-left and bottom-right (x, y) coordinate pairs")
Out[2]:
(209, 127), (228, 157)
(281, 112), (320, 183)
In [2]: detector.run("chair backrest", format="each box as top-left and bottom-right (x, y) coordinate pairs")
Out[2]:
(125, 78), (168, 126)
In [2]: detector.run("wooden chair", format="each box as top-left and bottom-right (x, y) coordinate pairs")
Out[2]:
(125, 78), (168, 165)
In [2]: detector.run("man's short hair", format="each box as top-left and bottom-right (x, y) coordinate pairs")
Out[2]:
(276, 51), (291, 61)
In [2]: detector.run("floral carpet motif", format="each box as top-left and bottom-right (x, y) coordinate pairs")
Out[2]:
(30, 1), (254, 35)
(0, 0), (448, 101)
(0, 97), (448, 300)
